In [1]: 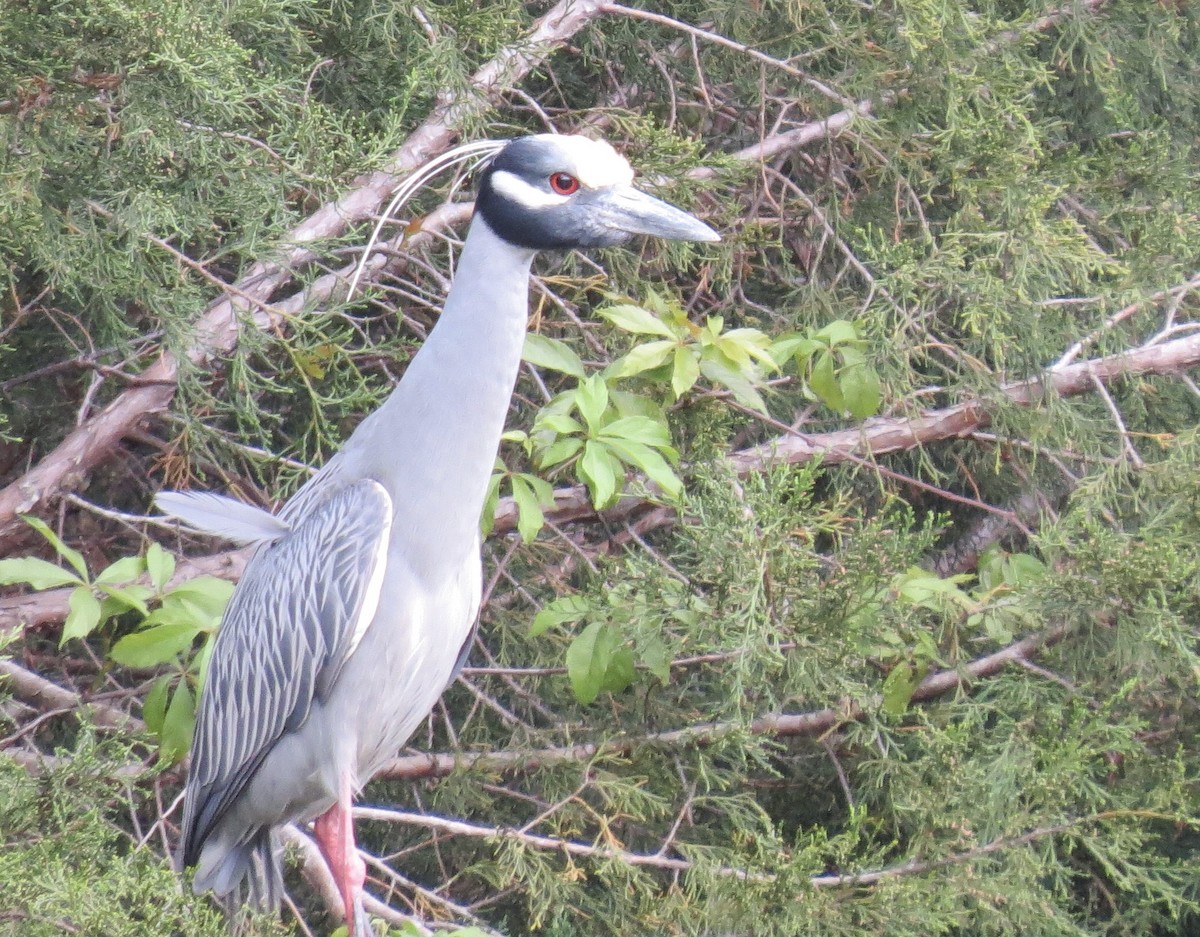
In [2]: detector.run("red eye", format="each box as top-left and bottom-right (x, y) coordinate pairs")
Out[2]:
(549, 172), (580, 195)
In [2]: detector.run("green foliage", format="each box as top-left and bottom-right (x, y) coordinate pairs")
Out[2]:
(4, 0), (1200, 935)
(772, 320), (884, 420)
(601, 292), (779, 412)
(0, 735), (256, 937)
(0, 519), (231, 765)
(531, 592), (671, 704)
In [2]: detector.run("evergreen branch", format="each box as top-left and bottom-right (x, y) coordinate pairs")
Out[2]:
(355, 796), (1155, 892)
(374, 622), (1069, 781)
(809, 809), (1183, 888)
(0, 0), (608, 545)
(6, 329), (1198, 635)
(728, 330), (1200, 473)
(598, 2), (858, 109)
(354, 805), (772, 881)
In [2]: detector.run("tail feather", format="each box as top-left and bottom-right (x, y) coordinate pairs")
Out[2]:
(190, 827), (283, 914)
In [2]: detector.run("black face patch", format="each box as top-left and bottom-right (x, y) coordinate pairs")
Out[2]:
(474, 139), (632, 251)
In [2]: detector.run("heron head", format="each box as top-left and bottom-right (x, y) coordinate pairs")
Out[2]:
(475, 134), (719, 250)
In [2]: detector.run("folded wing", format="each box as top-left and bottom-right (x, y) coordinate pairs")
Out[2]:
(180, 478), (393, 864)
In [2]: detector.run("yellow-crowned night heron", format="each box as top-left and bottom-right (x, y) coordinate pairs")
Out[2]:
(157, 134), (718, 936)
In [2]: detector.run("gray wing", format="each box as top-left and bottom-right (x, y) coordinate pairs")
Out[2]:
(181, 478), (393, 865)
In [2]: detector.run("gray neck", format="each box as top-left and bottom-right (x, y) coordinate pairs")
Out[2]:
(344, 219), (535, 566)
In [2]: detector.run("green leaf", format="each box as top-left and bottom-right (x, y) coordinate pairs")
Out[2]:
(896, 568), (969, 607)
(881, 660), (919, 716)
(510, 475), (545, 543)
(537, 436), (584, 469)
(536, 411), (586, 436)
(640, 637), (672, 683)
(699, 357), (767, 413)
(0, 556), (83, 590)
(602, 439), (683, 499)
(566, 620), (618, 705)
(599, 415), (672, 449)
(523, 333), (585, 378)
(151, 594), (225, 633)
(838, 345), (867, 367)
(95, 555), (146, 586)
(840, 363), (883, 419)
(161, 577), (234, 619)
(671, 345), (700, 397)
(192, 633), (216, 687)
(23, 515), (89, 581)
(809, 350), (845, 412)
(111, 621), (203, 668)
(610, 389), (667, 421)
(481, 471), (503, 537)
(977, 546), (1005, 592)
(599, 303), (676, 338)
(816, 319), (860, 346)
(981, 611), (1015, 644)
(97, 583), (153, 616)
(574, 375), (610, 432)
(146, 542), (176, 591)
(579, 440), (623, 508)
(530, 594), (592, 636)
(770, 334), (818, 367)
(609, 340), (675, 378)
(60, 587), (102, 644)
(1005, 552), (1048, 585)
(715, 328), (776, 371)
(158, 682), (196, 766)
(98, 594), (133, 622)
(600, 646), (637, 694)
(142, 674), (171, 737)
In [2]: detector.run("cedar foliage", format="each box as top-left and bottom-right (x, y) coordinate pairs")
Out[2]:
(2, 1), (1200, 935)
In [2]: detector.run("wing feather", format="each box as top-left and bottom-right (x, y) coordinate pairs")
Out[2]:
(156, 490), (291, 545)
(181, 478), (393, 864)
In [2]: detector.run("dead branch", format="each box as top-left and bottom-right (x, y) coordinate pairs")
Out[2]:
(354, 805), (771, 881)
(687, 99), (876, 181)
(0, 658), (143, 732)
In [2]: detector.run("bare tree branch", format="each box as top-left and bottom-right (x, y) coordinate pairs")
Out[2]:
(0, 658), (143, 732)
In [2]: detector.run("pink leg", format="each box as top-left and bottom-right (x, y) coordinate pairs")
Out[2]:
(313, 776), (369, 934)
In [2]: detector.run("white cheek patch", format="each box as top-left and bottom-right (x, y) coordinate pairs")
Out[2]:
(490, 170), (570, 209)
